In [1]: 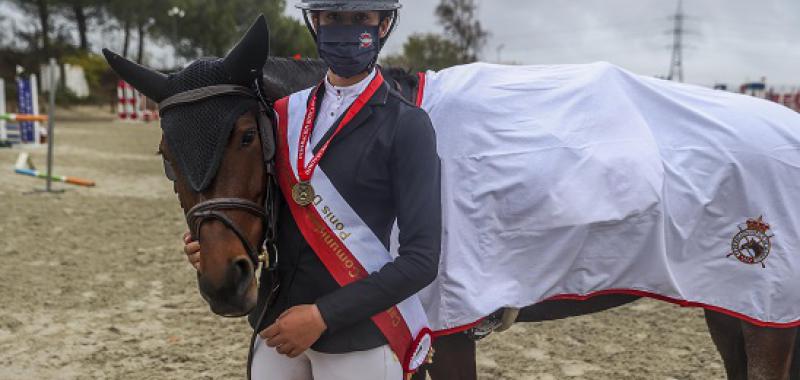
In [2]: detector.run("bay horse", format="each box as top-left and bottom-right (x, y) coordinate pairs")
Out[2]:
(104, 16), (799, 380)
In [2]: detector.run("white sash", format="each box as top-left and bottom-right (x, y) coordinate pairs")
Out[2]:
(275, 89), (433, 372)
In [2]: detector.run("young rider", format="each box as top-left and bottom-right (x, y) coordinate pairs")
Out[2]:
(184, 1), (442, 378)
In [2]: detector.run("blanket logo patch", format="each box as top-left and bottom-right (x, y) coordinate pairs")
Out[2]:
(726, 216), (774, 268)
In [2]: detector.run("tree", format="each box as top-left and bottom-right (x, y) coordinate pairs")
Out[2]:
(104, 0), (137, 58)
(57, 0), (105, 52)
(0, 13), (8, 47)
(381, 33), (463, 72)
(70, 1), (89, 50)
(435, 0), (488, 62)
(266, 9), (317, 59)
(11, 0), (53, 56)
(152, 0), (316, 60)
(381, 0), (487, 71)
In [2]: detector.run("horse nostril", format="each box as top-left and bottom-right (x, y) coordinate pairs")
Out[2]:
(231, 257), (254, 285)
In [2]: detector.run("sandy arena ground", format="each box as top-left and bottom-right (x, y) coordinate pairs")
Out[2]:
(0, 117), (726, 379)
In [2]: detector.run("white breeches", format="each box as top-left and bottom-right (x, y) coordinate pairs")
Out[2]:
(250, 337), (403, 380)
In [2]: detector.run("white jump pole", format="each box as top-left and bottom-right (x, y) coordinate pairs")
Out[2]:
(30, 73), (41, 145)
(0, 78), (6, 141)
(44, 59), (57, 192)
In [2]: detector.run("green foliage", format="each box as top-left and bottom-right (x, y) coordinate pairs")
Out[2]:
(63, 52), (105, 91)
(153, 0), (316, 60)
(382, 33), (463, 72)
(63, 52), (115, 103)
(267, 12), (318, 59)
(3, 0), (318, 104)
(382, 0), (488, 72)
(435, 0), (488, 62)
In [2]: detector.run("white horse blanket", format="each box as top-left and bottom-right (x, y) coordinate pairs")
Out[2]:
(395, 62), (800, 332)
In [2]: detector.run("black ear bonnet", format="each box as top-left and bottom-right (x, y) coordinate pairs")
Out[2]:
(103, 15), (273, 192)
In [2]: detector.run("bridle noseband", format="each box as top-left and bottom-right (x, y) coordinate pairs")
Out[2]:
(186, 198), (268, 265)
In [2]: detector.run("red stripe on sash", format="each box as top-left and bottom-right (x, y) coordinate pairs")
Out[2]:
(415, 72), (426, 107)
(274, 97), (417, 371)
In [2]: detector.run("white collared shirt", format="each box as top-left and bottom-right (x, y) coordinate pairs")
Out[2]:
(310, 69), (377, 149)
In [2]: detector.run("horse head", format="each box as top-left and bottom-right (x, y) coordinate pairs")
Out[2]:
(742, 238), (765, 260)
(103, 15), (275, 317)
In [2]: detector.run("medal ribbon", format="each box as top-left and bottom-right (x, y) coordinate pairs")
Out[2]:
(296, 71), (385, 183)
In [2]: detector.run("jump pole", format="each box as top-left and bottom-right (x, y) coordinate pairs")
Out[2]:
(1, 113), (48, 122)
(44, 58), (57, 193)
(15, 168), (95, 187)
(30, 73), (41, 144)
(0, 78), (6, 141)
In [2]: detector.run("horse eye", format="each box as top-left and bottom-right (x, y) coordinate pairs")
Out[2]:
(242, 129), (257, 146)
(163, 158), (177, 181)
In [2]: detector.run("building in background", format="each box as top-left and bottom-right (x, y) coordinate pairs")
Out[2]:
(715, 78), (799, 113)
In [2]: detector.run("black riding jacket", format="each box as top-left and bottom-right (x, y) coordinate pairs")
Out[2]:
(248, 80), (442, 353)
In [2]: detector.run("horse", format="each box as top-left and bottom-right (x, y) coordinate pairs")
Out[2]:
(264, 61), (800, 380)
(104, 16), (799, 380)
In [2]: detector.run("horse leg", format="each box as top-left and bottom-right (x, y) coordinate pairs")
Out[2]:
(790, 336), (800, 380)
(741, 322), (797, 380)
(421, 332), (477, 380)
(705, 309), (748, 380)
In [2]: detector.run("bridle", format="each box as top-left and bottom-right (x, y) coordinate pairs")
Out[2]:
(185, 198), (269, 265)
(159, 80), (279, 269)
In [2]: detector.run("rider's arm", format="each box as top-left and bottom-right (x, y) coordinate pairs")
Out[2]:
(314, 106), (442, 333)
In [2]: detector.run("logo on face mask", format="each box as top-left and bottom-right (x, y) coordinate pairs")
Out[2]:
(359, 32), (374, 49)
(317, 25), (381, 78)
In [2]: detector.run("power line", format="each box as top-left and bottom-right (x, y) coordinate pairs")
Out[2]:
(667, 0), (686, 82)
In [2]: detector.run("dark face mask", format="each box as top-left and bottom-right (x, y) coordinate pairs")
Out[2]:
(316, 24), (381, 78)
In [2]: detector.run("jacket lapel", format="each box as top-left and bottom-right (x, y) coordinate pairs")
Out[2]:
(312, 81), (389, 154)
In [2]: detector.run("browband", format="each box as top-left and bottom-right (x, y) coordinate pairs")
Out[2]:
(159, 85), (258, 113)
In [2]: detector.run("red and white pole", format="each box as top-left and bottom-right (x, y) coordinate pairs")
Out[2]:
(117, 80), (126, 120)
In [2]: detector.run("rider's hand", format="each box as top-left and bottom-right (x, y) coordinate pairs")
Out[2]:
(183, 231), (201, 272)
(260, 304), (327, 358)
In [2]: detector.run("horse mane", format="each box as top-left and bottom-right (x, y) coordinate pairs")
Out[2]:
(261, 57), (328, 101)
(380, 66), (421, 102)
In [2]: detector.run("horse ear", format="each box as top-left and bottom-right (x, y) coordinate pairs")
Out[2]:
(102, 48), (169, 102)
(223, 14), (270, 84)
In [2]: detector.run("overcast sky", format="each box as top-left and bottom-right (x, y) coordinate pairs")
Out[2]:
(285, 0), (800, 87)
(3, 0), (798, 88)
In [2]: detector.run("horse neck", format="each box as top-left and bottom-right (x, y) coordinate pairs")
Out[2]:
(261, 57), (421, 103)
(380, 67), (421, 103)
(261, 57), (328, 101)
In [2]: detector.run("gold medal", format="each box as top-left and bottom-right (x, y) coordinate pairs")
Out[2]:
(292, 181), (315, 207)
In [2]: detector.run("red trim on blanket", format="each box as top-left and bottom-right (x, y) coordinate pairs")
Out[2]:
(545, 289), (800, 329)
(431, 288), (800, 336)
(415, 72), (426, 107)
